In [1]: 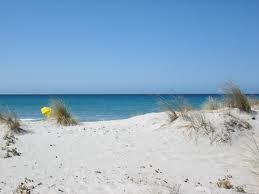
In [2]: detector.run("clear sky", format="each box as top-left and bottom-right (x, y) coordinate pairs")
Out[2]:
(0, 0), (258, 94)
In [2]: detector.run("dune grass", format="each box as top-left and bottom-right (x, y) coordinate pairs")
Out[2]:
(50, 99), (78, 126)
(246, 137), (259, 177)
(182, 111), (218, 143)
(203, 96), (222, 110)
(172, 96), (193, 116)
(158, 95), (193, 122)
(0, 111), (24, 133)
(158, 95), (178, 122)
(181, 110), (251, 144)
(224, 112), (252, 131)
(158, 95), (220, 143)
(222, 81), (251, 113)
(159, 95), (196, 124)
(248, 96), (259, 109)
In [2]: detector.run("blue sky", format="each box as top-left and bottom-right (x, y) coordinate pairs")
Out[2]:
(0, 0), (258, 94)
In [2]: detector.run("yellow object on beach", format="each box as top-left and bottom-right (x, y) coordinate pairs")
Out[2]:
(41, 107), (52, 118)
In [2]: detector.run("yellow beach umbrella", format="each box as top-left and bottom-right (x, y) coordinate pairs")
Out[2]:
(41, 107), (52, 118)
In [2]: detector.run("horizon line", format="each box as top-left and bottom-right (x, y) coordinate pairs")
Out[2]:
(0, 93), (259, 95)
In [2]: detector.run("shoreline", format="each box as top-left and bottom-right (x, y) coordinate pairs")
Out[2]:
(19, 111), (165, 123)
(3, 94), (259, 122)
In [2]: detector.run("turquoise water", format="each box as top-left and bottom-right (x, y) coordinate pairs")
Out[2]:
(0, 94), (256, 121)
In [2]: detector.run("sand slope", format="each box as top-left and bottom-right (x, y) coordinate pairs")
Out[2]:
(1, 110), (259, 194)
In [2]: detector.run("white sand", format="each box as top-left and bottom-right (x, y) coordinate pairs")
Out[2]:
(1, 109), (259, 194)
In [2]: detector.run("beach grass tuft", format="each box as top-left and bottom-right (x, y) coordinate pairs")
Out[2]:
(222, 81), (251, 113)
(50, 99), (78, 126)
(173, 96), (193, 117)
(245, 137), (259, 177)
(158, 95), (178, 122)
(203, 96), (222, 110)
(248, 97), (259, 109)
(182, 111), (217, 143)
(0, 111), (24, 133)
(159, 95), (194, 123)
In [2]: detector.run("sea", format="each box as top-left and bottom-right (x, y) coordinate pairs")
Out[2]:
(0, 94), (257, 121)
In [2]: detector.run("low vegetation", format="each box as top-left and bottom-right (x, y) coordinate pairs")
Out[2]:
(216, 175), (246, 193)
(50, 99), (78, 126)
(224, 112), (252, 132)
(181, 111), (218, 143)
(248, 97), (259, 109)
(15, 178), (34, 194)
(247, 137), (259, 177)
(216, 176), (233, 190)
(202, 82), (257, 112)
(202, 96), (222, 110)
(222, 82), (251, 112)
(0, 113), (23, 158)
(181, 110), (252, 144)
(173, 96), (193, 118)
(158, 95), (178, 122)
(0, 111), (24, 133)
(159, 95), (194, 123)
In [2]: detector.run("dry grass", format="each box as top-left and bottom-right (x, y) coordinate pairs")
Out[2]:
(172, 96), (192, 114)
(0, 111), (24, 133)
(181, 111), (247, 144)
(159, 95), (194, 123)
(216, 112), (252, 144)
(248, 96), (259, 109)
(50, 99), (78, 126)
(216, 177), (233, 189)
(182, 111), (218, 144)
(246, 137), (259, 176)
(158, 95), (178, 122)
(167, 109), (178, 122)
(216, 175), (246, 192)
(222, 81), (251, 113)
(224, 112), (252, 132)
(15, 178), (34, 194)
(202, 96), (222, 110)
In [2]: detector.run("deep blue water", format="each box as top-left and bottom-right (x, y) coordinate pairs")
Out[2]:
(0, 94), (257, 121)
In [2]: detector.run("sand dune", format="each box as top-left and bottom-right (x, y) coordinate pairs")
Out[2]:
(1, 109), (259, 194)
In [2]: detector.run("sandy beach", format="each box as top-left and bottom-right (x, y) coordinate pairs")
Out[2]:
(1, 0), (259, 193)
(1, 108), (259, 194)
